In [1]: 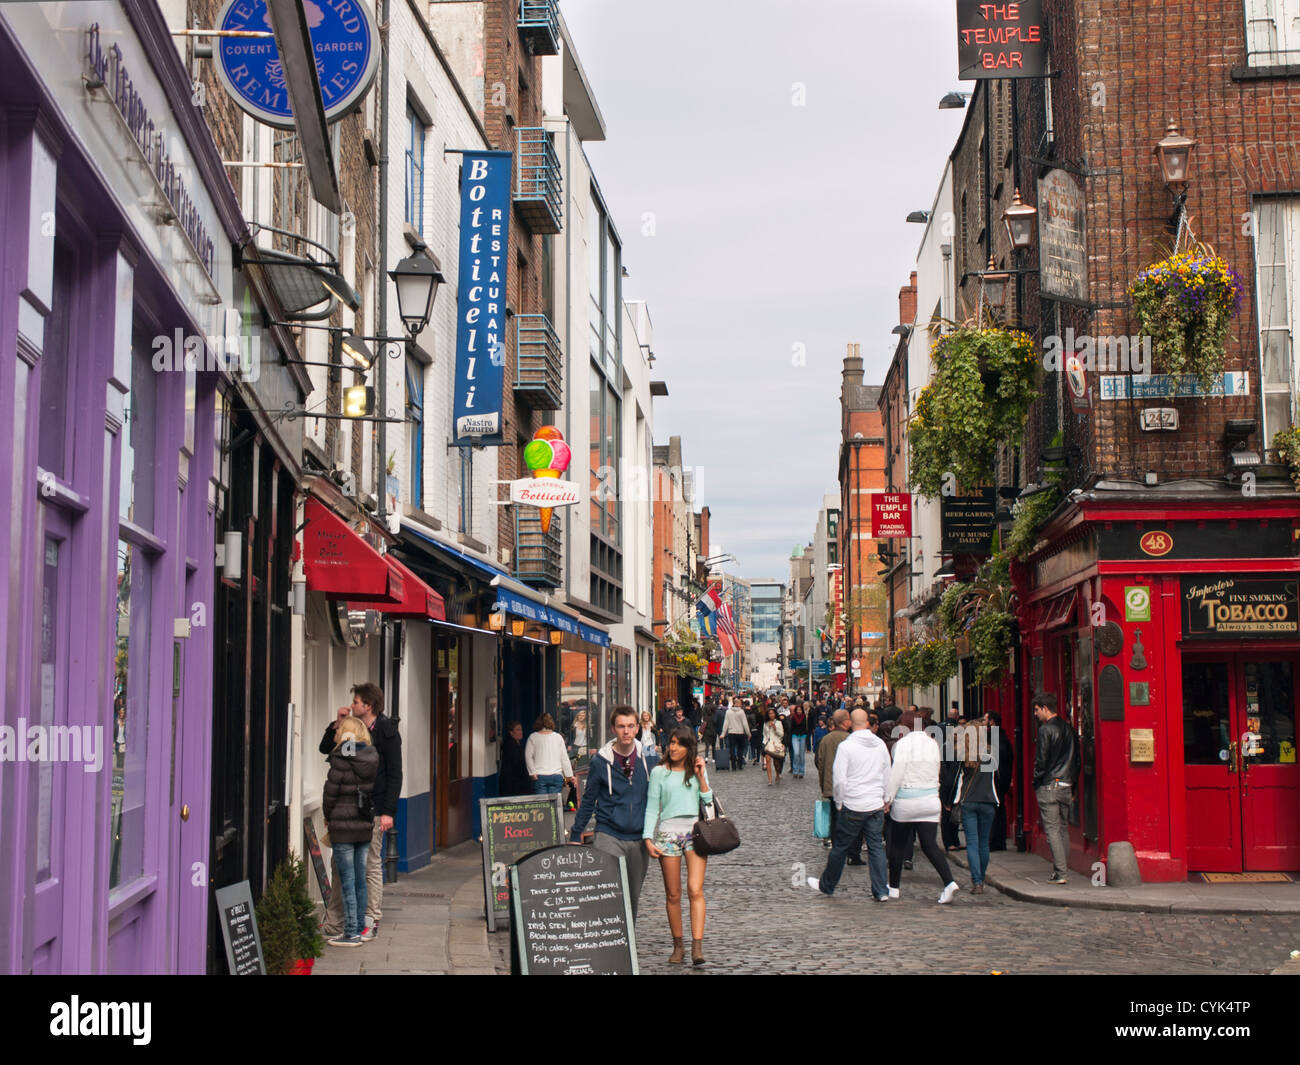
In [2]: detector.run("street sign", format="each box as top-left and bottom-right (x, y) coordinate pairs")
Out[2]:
(850, 658), (861, 670)
(788, 659), (808, 670)
(810, 661), (833, 677)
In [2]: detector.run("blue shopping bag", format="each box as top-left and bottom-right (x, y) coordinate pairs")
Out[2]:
(813, 799), (831, 839)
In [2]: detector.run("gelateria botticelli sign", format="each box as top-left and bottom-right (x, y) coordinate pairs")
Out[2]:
(214, 0), (379, 128)
(1181, 576), (1300, 638)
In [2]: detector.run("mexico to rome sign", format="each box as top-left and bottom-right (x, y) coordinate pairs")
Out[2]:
(956, 1), (1045, 79)
(214, 0), (380, 128)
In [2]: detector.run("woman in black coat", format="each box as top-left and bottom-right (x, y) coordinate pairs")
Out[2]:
(499, 720), (531, 797)
(322, 716), (379, 946)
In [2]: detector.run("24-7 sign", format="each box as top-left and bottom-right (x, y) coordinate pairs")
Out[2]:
(956, 1), (1045, 79)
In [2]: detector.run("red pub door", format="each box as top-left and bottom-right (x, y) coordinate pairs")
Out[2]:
(1182, 656), (1300, 871)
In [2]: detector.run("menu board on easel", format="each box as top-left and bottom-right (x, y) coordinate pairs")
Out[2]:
(509, 844), (637, 975)
(480, 793), (566, 931)
(303, 815), (331, 907)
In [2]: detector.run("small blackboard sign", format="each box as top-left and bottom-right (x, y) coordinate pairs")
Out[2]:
(509, 845), (638, 976)
(303, 815), (331, 907)
(215, 880), (266, 975)
(481, 793), (566, 932)
(1099, 664), (1125, 722)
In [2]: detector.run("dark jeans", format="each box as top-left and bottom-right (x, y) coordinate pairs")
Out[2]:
(887, 820), (953, 889)
(962, 801), (997, 885)
(818, 807), (888, 899)
(727, 734), (748, 769)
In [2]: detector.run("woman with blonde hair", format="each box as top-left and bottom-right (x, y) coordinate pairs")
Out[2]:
(322, 715), (379, 946)
(639, 710), (659, 756)
(644, 726), (713, 965)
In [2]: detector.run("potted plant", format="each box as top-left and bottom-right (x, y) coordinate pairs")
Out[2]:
(256, 854), (325, 975)
(908, 325), (1040, 498)
(1128, 242), (1245, 387)
(1274, 422), (1300, 491)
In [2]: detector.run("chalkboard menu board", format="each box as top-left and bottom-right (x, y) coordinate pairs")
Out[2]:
(481, 793), (566, 931)
(510, 845), (638, 975)
(303, 816), (331, 907)
(215, 881), (266, 975)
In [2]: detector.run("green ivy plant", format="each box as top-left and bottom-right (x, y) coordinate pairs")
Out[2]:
(885, 637), (957, 689)
(937, 553), (1017, 685)
(908, 325), (1041, 498)
(1005, 487), (1061, 560)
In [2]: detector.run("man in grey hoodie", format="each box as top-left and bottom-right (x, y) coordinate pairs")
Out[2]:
(570, 705), (659, 918)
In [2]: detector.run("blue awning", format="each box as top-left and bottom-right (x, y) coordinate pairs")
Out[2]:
(402, 522), (610, 648)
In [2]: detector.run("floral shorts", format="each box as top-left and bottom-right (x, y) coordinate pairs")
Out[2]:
(653, 816), (696, 857)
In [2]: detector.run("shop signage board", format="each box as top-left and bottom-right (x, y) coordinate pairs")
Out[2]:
(214, 881), (266, 975)
(214, 0), (380, 128)
(1124, 586), (1151, 622)
(508, 478), (583, 507)
(869, 493), (913, 538)
(453, 150), (513, 444)
(510, 845), (638, 975)
(480, 793), (566, 931)
(1098, 520), (1294, 561)
(810, 660), (834, 677)
(302, 816), (331, 907)
(1182, 576), (1300, 639)
(941, 490), (997, 555)
(1038, 169), (1088, 303)
(956, 0), (1045, 78)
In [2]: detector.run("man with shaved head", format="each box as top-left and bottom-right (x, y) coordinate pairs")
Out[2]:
(808, 709), (892, 900)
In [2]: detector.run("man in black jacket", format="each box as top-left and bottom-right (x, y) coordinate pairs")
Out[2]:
(1032, 692), (1077, 884)
(320, 682), (402, 939)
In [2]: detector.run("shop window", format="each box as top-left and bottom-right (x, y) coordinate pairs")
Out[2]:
(110, 537), (151, 889)
(406, 104), (426, 235)
(560, 649), (596, 771)
(120, 337), (157, 528)
(406, 353), (424, 509)
(38, 239), (75, 479)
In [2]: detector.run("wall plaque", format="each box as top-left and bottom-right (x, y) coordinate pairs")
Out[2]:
(1098, 664), (1125, 722)
(1129, 728), (1155, 763)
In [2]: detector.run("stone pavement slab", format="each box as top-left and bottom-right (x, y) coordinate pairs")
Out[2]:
(311, 840), (508, 975)
(947, 847), (1300, 915)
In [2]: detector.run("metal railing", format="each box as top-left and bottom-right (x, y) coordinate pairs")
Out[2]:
(514, 508), (563, 587)
(514, 127), (562, 234)
(518, 0), (560, 55)
(513, 313), (563, 410)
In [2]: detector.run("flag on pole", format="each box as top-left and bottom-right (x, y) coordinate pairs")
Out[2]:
(697, 586), (723, 614)
(716, 601), (740, 657)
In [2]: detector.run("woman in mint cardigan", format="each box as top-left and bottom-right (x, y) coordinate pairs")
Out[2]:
(644, 725), (713, 966)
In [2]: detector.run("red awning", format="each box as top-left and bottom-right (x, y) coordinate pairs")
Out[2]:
(303, 498), (403, 603)
(355, 555), (446, 622)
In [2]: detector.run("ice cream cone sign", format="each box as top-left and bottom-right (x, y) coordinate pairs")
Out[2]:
(522, 427), (572, 532)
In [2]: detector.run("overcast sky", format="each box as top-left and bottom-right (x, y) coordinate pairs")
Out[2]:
(562, 0), (965, 582)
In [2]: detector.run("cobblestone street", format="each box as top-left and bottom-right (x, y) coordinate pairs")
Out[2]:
(631, 754), (1300, 976)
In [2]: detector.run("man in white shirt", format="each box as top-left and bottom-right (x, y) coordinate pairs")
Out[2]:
(807, 710), (891, 901)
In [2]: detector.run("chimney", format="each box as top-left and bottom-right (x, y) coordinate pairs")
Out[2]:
(899, 271), (918, 327)
(841, 342), (864, 406)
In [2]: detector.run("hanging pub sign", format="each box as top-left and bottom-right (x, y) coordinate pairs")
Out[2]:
(956, 0), (1046, 79)
(213, 0), (380, 129)
(941, 489), (997, 555)
(869, 493), (913, 538)
(1182, 576), (1300, 639)
(453, 150), (513, 444)
(1038, 169), (1088, 303)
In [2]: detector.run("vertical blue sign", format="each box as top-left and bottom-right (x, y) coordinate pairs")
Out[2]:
(453, 150), (512, 444)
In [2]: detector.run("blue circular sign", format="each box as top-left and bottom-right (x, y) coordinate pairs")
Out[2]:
(214, 0), (379, 129)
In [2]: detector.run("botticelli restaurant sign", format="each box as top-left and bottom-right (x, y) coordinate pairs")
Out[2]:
(509, 478), (582, 507)
(453, 151), (513, 444)
(870, 493), (913, 538)
(1182, 576), (1300, 639)
(956, 0), (1045, 79)
(214, 0), (380, 129)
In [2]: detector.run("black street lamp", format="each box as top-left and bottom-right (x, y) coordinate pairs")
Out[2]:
(388, 244), (445, 337)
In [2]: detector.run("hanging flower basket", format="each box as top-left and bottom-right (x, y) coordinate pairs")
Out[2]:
(1128, 243), (1245, 387)
(908, 325), (1040, 498)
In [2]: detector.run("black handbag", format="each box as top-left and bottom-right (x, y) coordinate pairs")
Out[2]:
(692, 795), (741, 856)
(357, 786), (375, 821)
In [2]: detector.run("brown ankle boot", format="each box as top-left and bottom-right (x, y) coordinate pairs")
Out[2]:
(668, 937), (685, 964)
(692, 939), (705, 966)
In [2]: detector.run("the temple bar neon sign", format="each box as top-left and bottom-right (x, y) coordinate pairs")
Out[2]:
(956, 1), (1045, 79)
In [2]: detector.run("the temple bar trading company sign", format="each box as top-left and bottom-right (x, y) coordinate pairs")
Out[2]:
(215, 0), (380, 128)
(870, 494), (912, 539)
(1182, 576), (1300, 638)
(453, 151), (513, 443)
(956, 1), (1045, 79)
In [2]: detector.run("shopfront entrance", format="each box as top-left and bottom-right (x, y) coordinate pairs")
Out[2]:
(1182, 655), (1300, 871)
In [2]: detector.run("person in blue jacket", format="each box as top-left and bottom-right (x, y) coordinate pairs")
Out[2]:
(569, 705), (659, 919)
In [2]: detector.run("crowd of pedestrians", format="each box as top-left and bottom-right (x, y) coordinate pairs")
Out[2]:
(529, 684), (1079, 967)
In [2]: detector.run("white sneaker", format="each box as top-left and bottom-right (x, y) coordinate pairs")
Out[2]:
(806, 877), (821, 892)
(888, 887), (900, 899)
(938, 881), (960, 905)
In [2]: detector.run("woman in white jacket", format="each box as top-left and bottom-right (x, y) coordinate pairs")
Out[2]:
(525, 713), (575, 795)
(884, 712), (960, 903)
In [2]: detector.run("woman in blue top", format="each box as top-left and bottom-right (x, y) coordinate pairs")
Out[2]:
(644, 725), (713, 966)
